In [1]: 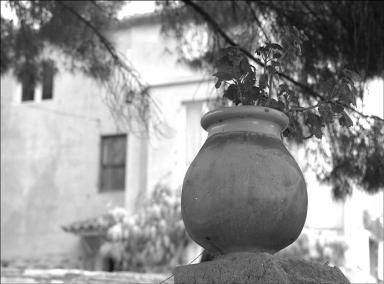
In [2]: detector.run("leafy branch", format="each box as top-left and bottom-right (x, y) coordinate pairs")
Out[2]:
(58, 1), (120, 66)
(55, 1), (168, 135)
(181, 0), (384, 123)
(213, 34), (360, 139)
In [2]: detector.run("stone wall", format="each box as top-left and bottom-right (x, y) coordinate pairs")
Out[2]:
(1, 268), (173, 284)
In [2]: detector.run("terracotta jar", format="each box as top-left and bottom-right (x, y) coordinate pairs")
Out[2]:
(181, 106), (307, 255)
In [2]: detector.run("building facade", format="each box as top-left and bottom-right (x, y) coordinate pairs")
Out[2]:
(1, 12), (383, 282)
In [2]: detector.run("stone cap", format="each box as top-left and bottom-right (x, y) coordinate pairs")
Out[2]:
(201, 106), (289, 138)
(174, 252), (350, 284)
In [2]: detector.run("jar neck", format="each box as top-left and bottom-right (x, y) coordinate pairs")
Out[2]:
(201, 106), (288, 139)
(206, 118), (284, 139)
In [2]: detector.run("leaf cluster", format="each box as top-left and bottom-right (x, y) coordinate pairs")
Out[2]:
(158, 1), (384, 199)
(213, 29), (360, 140)
(322, 119), (384, 199)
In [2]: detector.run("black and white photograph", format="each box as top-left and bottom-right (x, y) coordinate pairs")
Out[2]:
(1, 1), (383, 283)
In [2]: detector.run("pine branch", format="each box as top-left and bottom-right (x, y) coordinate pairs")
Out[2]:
(57, 1), (120, 65)
(57, 1), (148, 92)
(181, 0), (384, 122)
(245, 1), (271, 42)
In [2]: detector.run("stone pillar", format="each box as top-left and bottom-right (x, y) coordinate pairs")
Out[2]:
(176, 107), (351, 283)
(174, 252), (350, 284)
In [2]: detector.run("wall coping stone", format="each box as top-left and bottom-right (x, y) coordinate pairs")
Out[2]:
(174, 252), (350, 284)
(1, 268), (173, 284)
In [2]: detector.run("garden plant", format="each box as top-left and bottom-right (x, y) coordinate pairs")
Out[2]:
(212, 27), (360, 140)
(105, 184), (190, 273)
(178, 26), (362, 264)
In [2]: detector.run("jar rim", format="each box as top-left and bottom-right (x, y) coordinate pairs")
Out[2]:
(201, 106), (289, 131)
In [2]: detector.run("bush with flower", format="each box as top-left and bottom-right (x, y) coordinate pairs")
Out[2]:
(103, 184), (190, 272)
(277, 230), (347, 267)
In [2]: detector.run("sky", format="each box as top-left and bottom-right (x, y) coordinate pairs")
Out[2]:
(0, 0), (158, 22)
(117, 0), (157, 19)
(362, 78), (384, 119)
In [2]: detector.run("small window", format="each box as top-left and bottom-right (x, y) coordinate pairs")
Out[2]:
(369, 238), (379, 278)
(21, 72), (36, 102)
(41, 61), (55, 100)
(99, 134), (127, 192)
(20, 60), (55, 102)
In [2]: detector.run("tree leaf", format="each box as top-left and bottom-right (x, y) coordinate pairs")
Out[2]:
(239, 57), (251, 75)
(279, 83), (289, 93)
(277, 100), (286, 111)
(250, 86), (261, 98)
(305, 112), (324, 139)
(339, 111), (353, 127)
(259, 73), (268, 89)
(215, 79), (222, 89)
(213, 71), (233, 81)
(267, 43), (283, 51)
(255, 46), (266, 56)
(313, 127), (323, 139)
(318, 104), (333, 123)
(243, 71), (256, 88)
(331, 103), (344, 113)
(267, 65), (277, 75)
(343, 69), (362, 83)
(223, 84), (239, 101)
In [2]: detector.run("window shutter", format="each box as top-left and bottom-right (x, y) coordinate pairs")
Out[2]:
(21, 73), (35, 102)
(42, 61), (55, 100)
(100, 135), (127, 192)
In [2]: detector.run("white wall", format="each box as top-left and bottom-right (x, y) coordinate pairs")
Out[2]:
(0, 15), (216, 264)
(111, 21), (216, 193)
(1, 69), (126, 261)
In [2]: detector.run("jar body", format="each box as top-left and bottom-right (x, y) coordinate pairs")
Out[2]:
(181, 107), (307, 254)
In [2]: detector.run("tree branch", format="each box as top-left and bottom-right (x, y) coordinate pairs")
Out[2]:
(89, 0), (119, 22)
(57, 1), (120, 65)
(245, 1), (270, 42)
(181, 0), (384, 122)
(301, 2), (324, 24)
(290, 103), (320, 112)
(57, 1), (149, 90)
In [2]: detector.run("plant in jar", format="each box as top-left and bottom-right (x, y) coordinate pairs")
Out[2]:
(213, 27), (360, 139)
(180, 27), (361, 256)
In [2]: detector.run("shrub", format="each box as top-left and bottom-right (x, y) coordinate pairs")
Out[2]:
(103, 184), (190, 272)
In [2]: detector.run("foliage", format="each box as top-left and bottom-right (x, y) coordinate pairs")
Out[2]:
(158, 0), (384, 199)
(319, 119), (384, 200)
(104, 184), (190, 273)
(201, 230), (348, 267)
(363, 210), (384, 240)
(159, 1), (384, 80)
(277, 232), (347, 267)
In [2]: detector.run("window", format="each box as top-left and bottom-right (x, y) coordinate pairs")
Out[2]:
(41, 61), (55, 100)
(369, 238), (379, 278)
(21, 72), (36, 102)
(20, 60), (55, 102)
(99, 134), (127, 192)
